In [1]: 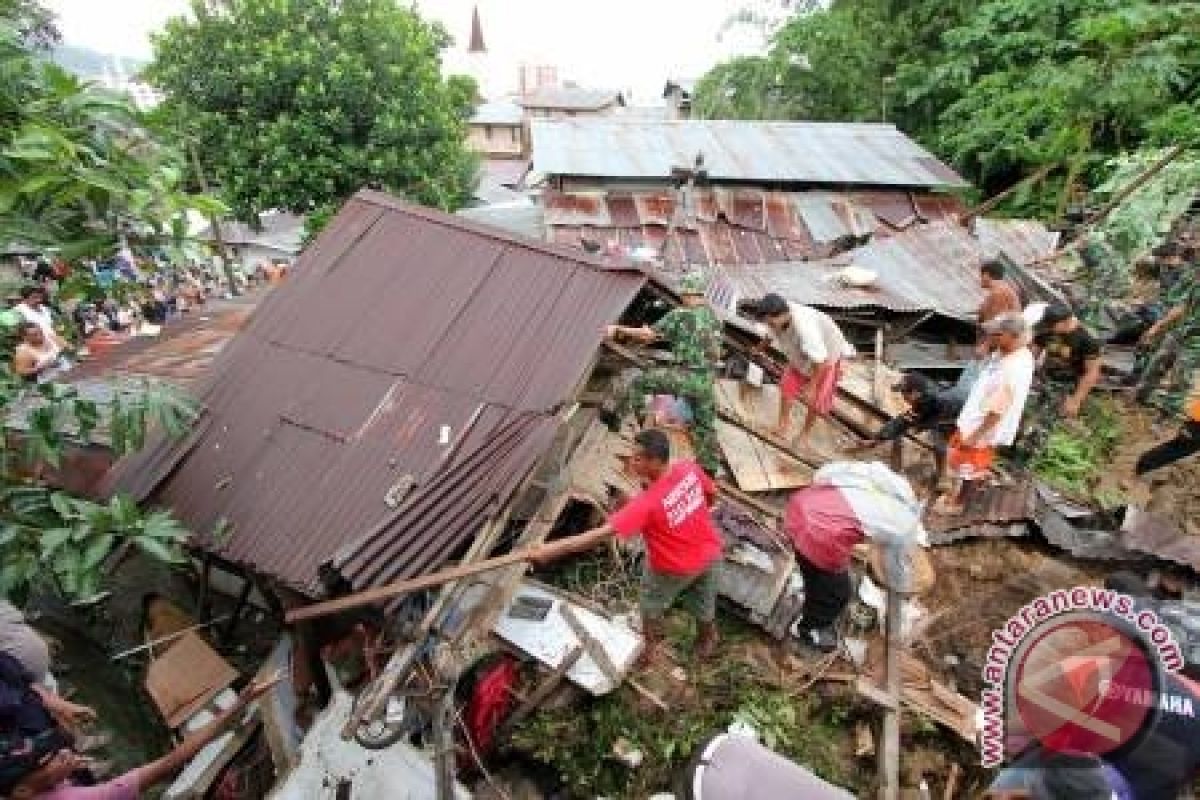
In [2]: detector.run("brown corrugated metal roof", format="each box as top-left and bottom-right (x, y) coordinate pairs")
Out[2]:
(106, 190), (645, 595)
(543, 188), (968, 270)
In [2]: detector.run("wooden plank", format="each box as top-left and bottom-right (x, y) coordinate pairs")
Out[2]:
(714, 379), (847, 459)
(500, 647), (583, 735)
(559, 604), (620, 684)
(716, 420), (810, 493)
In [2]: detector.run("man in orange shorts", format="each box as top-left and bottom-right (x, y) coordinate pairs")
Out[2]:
(746, 294), (855, 450)
(936, 312), (1034, 515)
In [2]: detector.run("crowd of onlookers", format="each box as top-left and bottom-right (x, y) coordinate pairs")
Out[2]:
(3, 254), (291, 385)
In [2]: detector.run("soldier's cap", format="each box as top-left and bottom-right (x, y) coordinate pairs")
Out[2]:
(1037, 302), (1073, 330)
(981, 311), (1027, 336)
(677, 273), (707, 296)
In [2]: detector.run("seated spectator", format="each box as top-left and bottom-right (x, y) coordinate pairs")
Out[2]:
(13, 323), (65, 384)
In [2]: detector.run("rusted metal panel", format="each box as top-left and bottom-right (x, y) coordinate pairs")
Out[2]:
(630, 193), (674, 227)
(531, 119), (969, 188)
(855, 192), (920, 230)
(1122, 507), (1199, 571)
(106, 191), (645, 595)
(974, 218), (1061, 266)
(606, 194), (640, 228)
(543, 192), (611, 227)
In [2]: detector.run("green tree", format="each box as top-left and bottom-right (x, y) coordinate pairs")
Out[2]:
(147, 0), (480, 223)
(0, 23), (222, 260)
(0, 4), (201, 605)
(695, 0), (1199, 214)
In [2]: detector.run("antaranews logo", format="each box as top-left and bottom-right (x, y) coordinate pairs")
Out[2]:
(979, 586), (1185, 768)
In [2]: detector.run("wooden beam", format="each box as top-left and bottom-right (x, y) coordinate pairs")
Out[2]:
(957, 163), (1056, 225)
(499, 647), (583, 736)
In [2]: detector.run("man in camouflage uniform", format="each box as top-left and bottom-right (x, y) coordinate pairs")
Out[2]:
(603, 273), (723, 476)
(1020, 303), (1103, 460)
(1076, 233), (1131, 329)
(1138, 266), (1200, 418)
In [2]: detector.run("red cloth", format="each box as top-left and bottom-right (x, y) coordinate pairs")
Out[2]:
(780, 360), (843, 415)
(947, 431), (995, 480)
(784, 485), (865, 573)
(610, 461), (722, 575)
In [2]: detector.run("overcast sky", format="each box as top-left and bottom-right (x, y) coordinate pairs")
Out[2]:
(44, 0), (768, 102)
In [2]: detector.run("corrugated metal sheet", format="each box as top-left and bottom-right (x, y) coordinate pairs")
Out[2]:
(924, 481), (1037, 535)
(713, 222), (987, 321)
(457, 203), (546, 240)
(531, 120), (969, 188)
(68, 301), (252, 385)
(106, 191), (645, 595)
(542, 188), (968, 269)
(471, 100), (523, 126)
(480, 159), (531, 189)
(1121, 507), (1199, 570)
(974, 218), (1061, 266)
(519, 88), (622, 112)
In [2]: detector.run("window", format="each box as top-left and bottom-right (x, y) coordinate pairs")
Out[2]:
(484, 124), (493, 140)
(509, 127), (519, 145)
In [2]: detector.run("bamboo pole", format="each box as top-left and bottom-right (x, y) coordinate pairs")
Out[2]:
(957, 163), (1057, 226)
(285, 529), (604, 624)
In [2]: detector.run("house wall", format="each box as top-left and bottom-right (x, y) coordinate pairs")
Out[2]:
(467, 123), (525, 158)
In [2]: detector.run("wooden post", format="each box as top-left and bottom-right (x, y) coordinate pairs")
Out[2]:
(956, 163), (1056, 226)
(873, 327), (885, 405)
(879, 583), (903, 800)
(434, 681), (456, 800)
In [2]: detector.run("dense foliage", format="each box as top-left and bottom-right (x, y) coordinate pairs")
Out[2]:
(0, 23), (222, 259)
(147, 0), (479, 223)
(0, 3), (200, 604)
(697, 0), (1200, 214)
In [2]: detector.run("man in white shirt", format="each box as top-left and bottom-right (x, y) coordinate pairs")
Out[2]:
(14, 285), (65, 357)
(750, 294), (855, 449)
(935, 312), (1034, 515)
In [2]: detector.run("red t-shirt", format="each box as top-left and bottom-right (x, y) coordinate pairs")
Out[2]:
(784, 485), (864, 573)
(609, 461), (722, 575)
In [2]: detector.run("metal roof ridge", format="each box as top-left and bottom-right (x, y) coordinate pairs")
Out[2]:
(351, 189), (647, 276)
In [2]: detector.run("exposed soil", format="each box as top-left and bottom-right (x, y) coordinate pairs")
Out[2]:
(915, 539), (1107, 697)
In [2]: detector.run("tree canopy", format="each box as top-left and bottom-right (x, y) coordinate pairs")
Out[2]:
(695, 0), (1200, 214)
(0, 21), (219, 260)
(147, 0), (479, 223)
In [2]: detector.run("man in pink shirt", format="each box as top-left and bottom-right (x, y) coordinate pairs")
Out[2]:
(536, 428), (724, 664)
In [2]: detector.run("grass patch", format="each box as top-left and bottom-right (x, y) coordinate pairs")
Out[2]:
(1030, 395), (1124, 502)
(510, 645), (861, 798)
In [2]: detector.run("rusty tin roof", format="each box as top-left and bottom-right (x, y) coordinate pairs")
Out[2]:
(543, 188), (966, 270)
(707, 221), (988, 321)
(532, 119), (968, 188)
(107, 191), (645, 595)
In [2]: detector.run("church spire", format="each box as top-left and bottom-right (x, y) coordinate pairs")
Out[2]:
(468, 5), (486, 54)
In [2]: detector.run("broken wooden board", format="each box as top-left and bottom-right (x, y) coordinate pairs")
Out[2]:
(145, 631), (239, 729)
(567, 420), (639, 507)
(857, 675), (978, 744)
(714, 379), (849, 460)
(715, 420), (812, 493)
(493, 582), (641, 695)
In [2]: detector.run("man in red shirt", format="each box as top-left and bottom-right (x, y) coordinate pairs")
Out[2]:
(536, 429), (724, 663)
